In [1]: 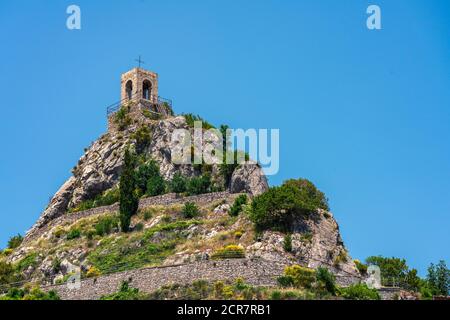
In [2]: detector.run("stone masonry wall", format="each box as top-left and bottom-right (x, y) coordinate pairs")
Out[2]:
(43, 258), (362, 300)
(25, 191), (232, 244)
(44, 258), (283, 300)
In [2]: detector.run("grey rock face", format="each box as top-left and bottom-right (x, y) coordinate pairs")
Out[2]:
(230, 163), (269, 196)
(247, 209), (360, 282)
(25, 113), (269, 240)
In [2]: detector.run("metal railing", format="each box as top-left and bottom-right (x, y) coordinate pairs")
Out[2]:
(106, 91), (173, 116)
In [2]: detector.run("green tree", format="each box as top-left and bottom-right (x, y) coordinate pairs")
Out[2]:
(7, 234), (23, 249)
(169, 172), (187, 193)
(229, 194), (248, 217)
(146, 175), (166, 196)
(187, 174), (211, 195)
(119, 149), (139, 232)
(365, 256), (409, 285)
(250, 178), (328, 232)
(135, 160), (160, 194)
(427, 260), (449, 296)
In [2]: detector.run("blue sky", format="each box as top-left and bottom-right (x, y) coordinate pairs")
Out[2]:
(0, 0), (448, 275)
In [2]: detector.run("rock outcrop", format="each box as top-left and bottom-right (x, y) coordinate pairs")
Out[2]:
(25, 112), (268, 241)
(230, 162), (269, 196)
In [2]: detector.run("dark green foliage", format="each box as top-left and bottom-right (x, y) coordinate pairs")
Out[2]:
(219, 150), (250, 187)
(68, 187), (120, 213)
(67, 228), (81, 240)
(94, 188), (120, 207)
(229, 194), (248, 217)
(249, 178), (329, 232)
(100, 281), (147, 300)
(0, 261), (17, 285)
(365, 256), (409, 286)
(277, 275), (295, 287)
(187, 174), (211, 195)
(16, 253), (38, 272)
(316, 267), (337, 295)
(169, 172), (188, 193)
(135, 160), (160, 195)
(283, 234), (293, 252)
(340, 283), (380, 300)
(427, 260), (449, 296)
(182, 202), (200, 219)
(1, 287), (60, 300)
(7, 234), (23, 249)
(119, 149), (139, 232)
(146, 175), (166, 196)
(183, 113), (215, 129)
(95, 216), (119, 236)
(132, 125), (152, 154)
(114, 105), (132, 131)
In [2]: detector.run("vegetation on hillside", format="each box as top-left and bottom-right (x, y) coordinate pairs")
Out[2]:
(249, 178), (329, 232)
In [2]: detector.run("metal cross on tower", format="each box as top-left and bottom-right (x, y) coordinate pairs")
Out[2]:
(135, 55), (145, 68)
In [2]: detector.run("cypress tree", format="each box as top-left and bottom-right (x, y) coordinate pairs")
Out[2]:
(119, 148), (138, 232)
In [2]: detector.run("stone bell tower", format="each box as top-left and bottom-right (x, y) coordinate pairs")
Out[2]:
(107, 65), (173, 131)
(121, 68), (159, 103)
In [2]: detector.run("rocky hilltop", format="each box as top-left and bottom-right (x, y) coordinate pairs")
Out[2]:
(3, 98), (361, 299)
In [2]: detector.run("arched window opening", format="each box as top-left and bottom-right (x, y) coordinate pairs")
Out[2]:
(126, 80), (133, 100)
(143, 80), (152, 100)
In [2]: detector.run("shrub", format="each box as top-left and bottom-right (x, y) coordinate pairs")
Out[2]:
(1, 287), (60, 300)
(283, 234), (293, 252)
(354, 259), (368, 274)
(284, 265), (316, 289)
(132, 125), (152, 154)
(316, 267), (337, 295)
(120, 149), (139, 232)
(249, 178), (328, 232)
(68, 187), (120, 213)
(86, 266), (101, 278)
(334, 250), (348, 266)
(141, 208), (153, 221)
(270, 290), (282, 300)
(182, 202), (200, 219)
(211, 245), (245, 260)
(277, 275), (295, 288)
(95, 216), (118, 236)
(2, 248), (13, 256)
(94, 188), (120, 207)
(114, 105), (132, 131)
(340, 283), (380, 300)
(7, 234), (23, 249)
(169, 172), (187, 193)
(182, 113), (215, 129)
(16, 253), (38, 272)
(134, 223), (144, 232)
(135, 160), (160, 194)
(234, 231), (243, 239)
(187, 174), (211, 195)
(67, 228), (81, 240)
(229, 194), (248, 217)
(0, 261), (16, 285)
(146, 175), (166, 196)
(101, 281), (146, 300)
